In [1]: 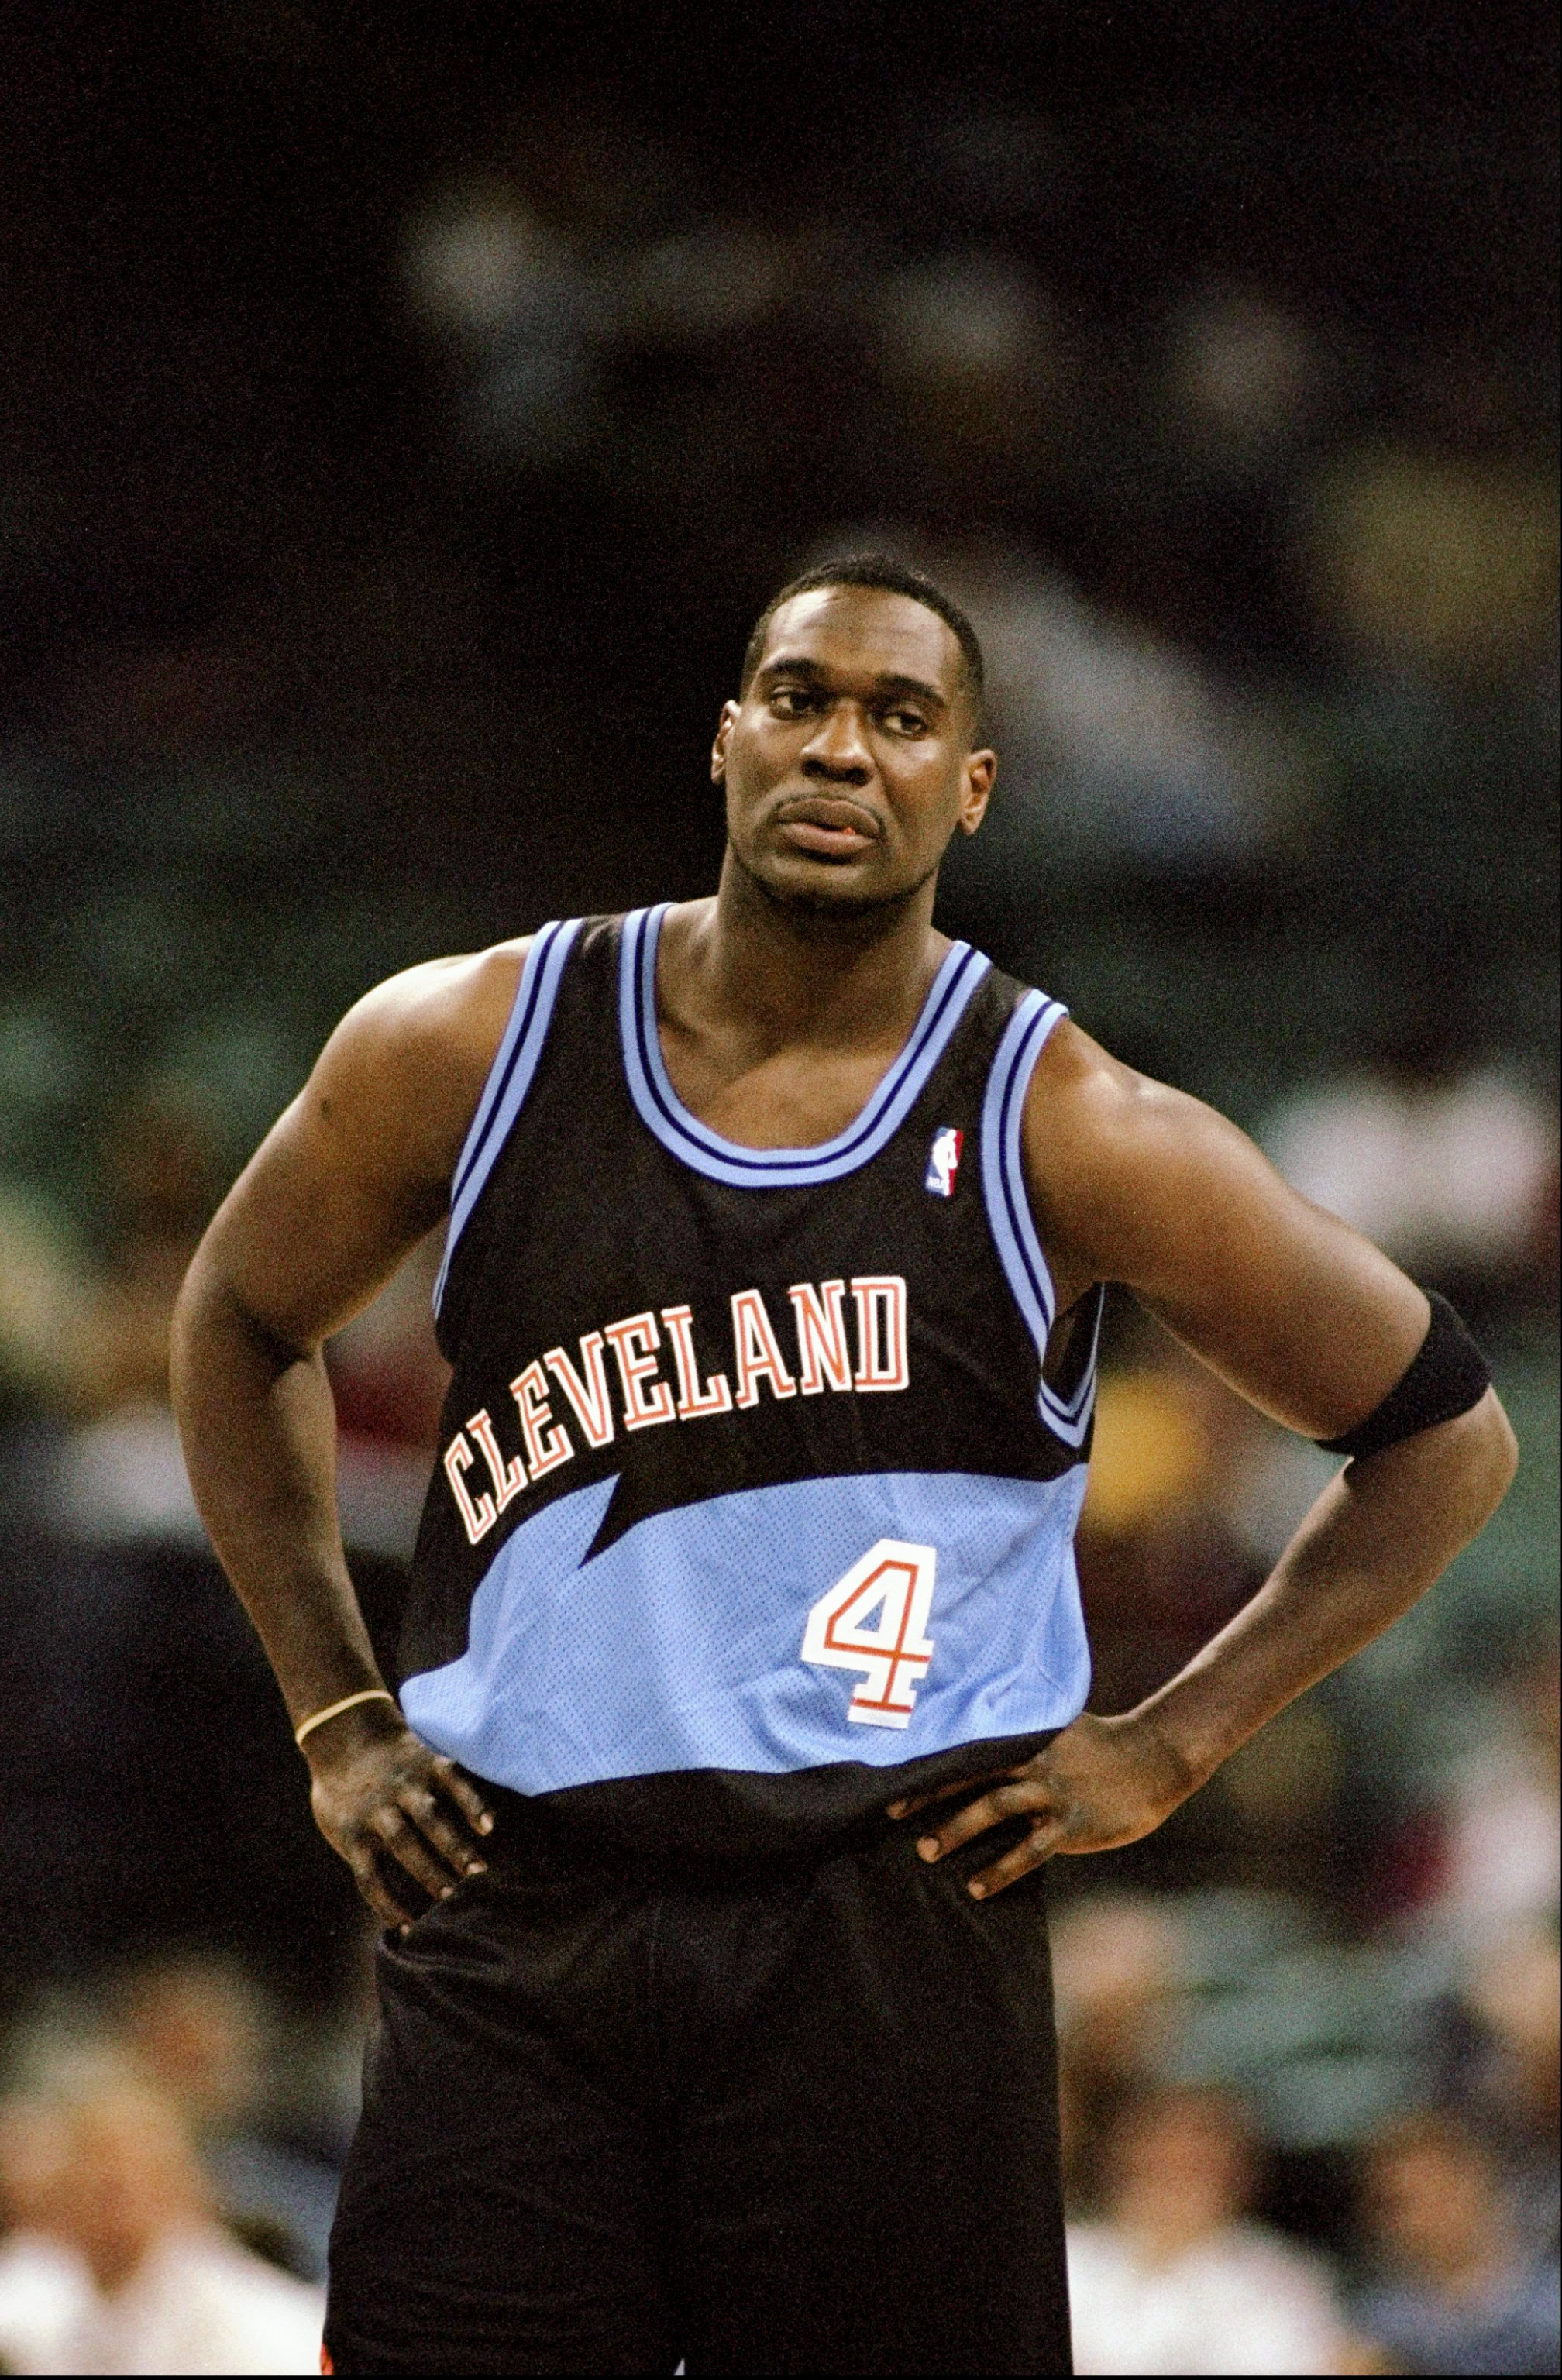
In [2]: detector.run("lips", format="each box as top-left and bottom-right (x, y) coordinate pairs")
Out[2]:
(774, 796), (882, 859)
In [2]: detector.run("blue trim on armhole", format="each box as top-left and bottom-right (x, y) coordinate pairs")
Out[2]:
(979, 991), (1097, 1450)
(433, 918), (583, 1316)
(618, 903), (991, 1188)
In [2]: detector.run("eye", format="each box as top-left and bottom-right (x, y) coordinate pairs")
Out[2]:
(769, 685), (817, 718)
(882, 707), (931, 737)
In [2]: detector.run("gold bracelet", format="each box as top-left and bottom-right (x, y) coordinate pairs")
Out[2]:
(294, 1687), (398, 1750)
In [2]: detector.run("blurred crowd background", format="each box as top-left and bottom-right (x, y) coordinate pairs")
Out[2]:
(0, 4), (1556, 2373)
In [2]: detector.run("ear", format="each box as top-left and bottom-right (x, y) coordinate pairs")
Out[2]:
(956, 749), (996, 836)
(710, 700), (740, 783)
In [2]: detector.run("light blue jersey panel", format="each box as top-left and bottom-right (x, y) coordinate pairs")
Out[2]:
(401, 1467), (1091, 1794)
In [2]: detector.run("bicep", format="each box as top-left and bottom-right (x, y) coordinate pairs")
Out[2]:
(196, 1089), (447, 1355)
(1027, 1044), (1429, 1439)
(1130, 1122), (1428, 1438)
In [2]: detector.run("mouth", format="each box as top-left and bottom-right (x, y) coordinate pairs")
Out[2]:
(773, 796), (882, 862)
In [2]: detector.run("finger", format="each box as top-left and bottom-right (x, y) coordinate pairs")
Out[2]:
(886, 1765), (1018, 1821)
(432, 1757), (495, 1837)
(966, 1819), (1065, 1900)
(400, 1785), (488, 1878)
(351, 1855), (416, 1934)
(889, 1782), (985, 1821)
(371, 1808), (460, 1903)
(917, 1780), (1053, 1862)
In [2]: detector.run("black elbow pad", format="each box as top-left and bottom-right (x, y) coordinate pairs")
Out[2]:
(1317, 1291), (1491, 1460)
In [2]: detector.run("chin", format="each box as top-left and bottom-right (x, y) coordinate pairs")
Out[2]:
(741, 848), (917, 921)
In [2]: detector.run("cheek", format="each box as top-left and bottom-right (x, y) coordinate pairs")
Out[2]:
(889, 765), (965, 837)
(724, 721), (792, 794)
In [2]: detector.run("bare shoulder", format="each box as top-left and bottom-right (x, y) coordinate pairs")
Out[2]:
(185, 938), (533, 1349)
(328, 940), (528, 1087)
(1021, 1013), (1334, 1299)
(304, 937), (531, 1189)
(1019, 1018), (1430, 1432)
(1021, 1019), (1220, 1193)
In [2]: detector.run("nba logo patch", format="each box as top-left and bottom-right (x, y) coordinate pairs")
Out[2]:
(925, 1126), (962, 1198)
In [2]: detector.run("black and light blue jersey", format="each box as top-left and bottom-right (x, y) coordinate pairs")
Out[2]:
(398, 908), (1100, 1859)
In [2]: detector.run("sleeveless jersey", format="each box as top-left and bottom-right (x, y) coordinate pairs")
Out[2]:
(397, 906), (1100, 1859)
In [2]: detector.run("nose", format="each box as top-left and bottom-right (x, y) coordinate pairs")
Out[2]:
(800, 702), (872, 784)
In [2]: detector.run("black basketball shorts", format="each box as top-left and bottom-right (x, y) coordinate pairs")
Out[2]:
(324, 1797), (1072, 2375)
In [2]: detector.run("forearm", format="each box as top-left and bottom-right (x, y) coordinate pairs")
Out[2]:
(170, 1257), (386, 1730)
(1133, 1390), (1518, 1794)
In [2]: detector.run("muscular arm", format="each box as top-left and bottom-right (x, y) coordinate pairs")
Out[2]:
(901, 1023), (1518, 1895)
(170, 943), (525, 1926)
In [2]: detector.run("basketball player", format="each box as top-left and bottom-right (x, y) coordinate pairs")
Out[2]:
(171, 559), (1516, 2375)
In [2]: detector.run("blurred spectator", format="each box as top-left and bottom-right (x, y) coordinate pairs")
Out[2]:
(934, 545), (1306, 879)
(1075, 1359), (1263, 1718)
(0, 2074), (322, 2375)
(1068, 1340), (1351, 1897)
(1261, 1028), (1558, 1304)
(0, 1188), (88, 1417)
(1050, 1894), (1189, 2206)
(1163, 287), (1323, 483)
(618, 222), (799, 351)
(56, 1093), (220, 1546)
(1066, 2086), (1355, 2375)
(0, 1084), (366, 1997)
(1462, 1931), (1562, 2261)
(872, 257), (1070, 511)
(0, 1071), (424, 1997)
(111, 1956), (342, 2282)
(404, 180), (604, 470)
(1417, 1644), (1561, 1952)
(1134, 281), (1337, 670)
(1354, 2111), (1561, 2377)
(25, 1082), (443, 1562)
(0, 2099), (91, 2373)
(1310, 441), (1558, 685)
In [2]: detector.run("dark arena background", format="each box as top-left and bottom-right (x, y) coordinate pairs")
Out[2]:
(0, 5), (1556, 2372)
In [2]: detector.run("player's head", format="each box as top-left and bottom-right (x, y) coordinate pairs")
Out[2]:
(713, 556), (995, 920)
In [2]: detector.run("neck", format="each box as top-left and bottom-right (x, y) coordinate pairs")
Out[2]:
(678, 847), (945, 1047)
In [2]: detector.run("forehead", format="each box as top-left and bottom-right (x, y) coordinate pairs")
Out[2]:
(757, 586), (964, 694)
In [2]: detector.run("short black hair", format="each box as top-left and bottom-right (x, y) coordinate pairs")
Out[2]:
(739, 555), (985, 712)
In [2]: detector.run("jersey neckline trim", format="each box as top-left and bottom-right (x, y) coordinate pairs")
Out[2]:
(618, 903), (991, 1189)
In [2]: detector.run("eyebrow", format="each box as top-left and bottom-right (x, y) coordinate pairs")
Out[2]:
(756, 656), (951, 712)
